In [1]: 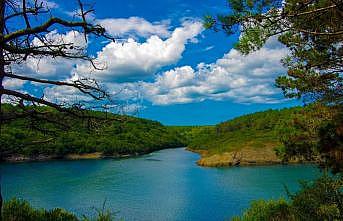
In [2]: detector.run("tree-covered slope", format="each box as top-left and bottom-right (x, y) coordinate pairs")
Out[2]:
(185, 105), (332, 167)
(0, 104), (185, 161)
(1, 104), (334, 165)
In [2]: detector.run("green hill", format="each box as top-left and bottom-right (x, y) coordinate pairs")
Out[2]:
(0, 104), (185, 161)
(1, 104), (330, 165)
(185, 106), (325, 167)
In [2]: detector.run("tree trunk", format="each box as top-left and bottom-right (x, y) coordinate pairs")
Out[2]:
(0, 1), (6, 220)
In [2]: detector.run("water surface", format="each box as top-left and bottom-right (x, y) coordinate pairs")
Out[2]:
(1, 148), (321, 221)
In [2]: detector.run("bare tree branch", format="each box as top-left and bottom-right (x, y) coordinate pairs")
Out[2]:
(1, 88), (71, 112)
(3, 17), (102, 43)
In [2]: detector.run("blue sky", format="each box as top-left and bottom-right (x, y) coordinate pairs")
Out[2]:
(5, 0), (301, 125)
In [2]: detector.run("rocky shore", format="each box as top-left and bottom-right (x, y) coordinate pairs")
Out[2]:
(187, 147), (303, 167)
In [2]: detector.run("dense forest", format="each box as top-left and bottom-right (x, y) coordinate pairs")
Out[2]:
(0, 104), (185, 161)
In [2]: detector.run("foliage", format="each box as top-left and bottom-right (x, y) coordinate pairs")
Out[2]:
(205, 0), (343, 105)
(186, 106), (306, 154)
(233, 174), (343, 221)
(232, 199), (294, 221)
(185, 105), (343, 168)
(290, 175), (343, 221)
(275, 104), (343, 172)
(318, 109), (343, 173)
(0, 104), (185, 159)
(205, 0), (343, 171)
(2, 198), (116, 221)
(2, 198), (78, 221)
(278, 104), (336, 161)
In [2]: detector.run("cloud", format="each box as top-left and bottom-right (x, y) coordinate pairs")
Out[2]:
(3, 78), (26, 90)
(8, 16), (288, 107)
(42, 36), (288, 106)
(32, 0), (59, 9)
(43, 82), (144, 114)
(9, 19), (202, 107)
(98, 17), (171, 38)
(138, 36), (289, 105)
(74, 20), (204, 82)
(10, 20), (203, 84)
(43, 85), (92, 105)
(11, 30), (86, 80)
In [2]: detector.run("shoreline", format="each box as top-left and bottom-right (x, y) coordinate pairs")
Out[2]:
(186, 147), (308, 167)
(0, 147), (187, 164)
(2, 147), (311, 167)
(1, 151), (149, 163)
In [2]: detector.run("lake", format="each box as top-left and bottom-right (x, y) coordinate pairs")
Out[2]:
(1, 148), (321, 221)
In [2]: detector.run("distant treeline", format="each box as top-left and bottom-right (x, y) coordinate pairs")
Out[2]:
(1, 104), (334, 162)
(0, 104), (185, 159)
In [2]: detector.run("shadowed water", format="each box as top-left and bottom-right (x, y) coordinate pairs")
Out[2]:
(1, 148), (321, 221)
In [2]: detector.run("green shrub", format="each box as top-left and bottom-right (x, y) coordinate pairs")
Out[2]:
(290, 175), (343, 221)
(232, 199), (294, 221)
(233, 175), (343, 221)
(81, 209), (115, 221)
(2, 198), (78, 221)
(2, 198), (117, 221)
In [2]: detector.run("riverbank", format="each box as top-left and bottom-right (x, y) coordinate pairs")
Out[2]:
(3, 147), (305, 168)
(187, 147), (304, 167)
(1, 151), (144, 163)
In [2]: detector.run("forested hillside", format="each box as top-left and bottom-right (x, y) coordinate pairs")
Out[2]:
(1, 104), (334, 164)
(186, 105), (334, 167)
(0, 104), (184, 161)
(187, 107), (296, 152)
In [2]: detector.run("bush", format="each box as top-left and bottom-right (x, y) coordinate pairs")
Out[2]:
(232, 199), (294, 221)
(2, 198), (116, 221)
(2, 198), (78, 221)
(233, 175), (343, 221)
(290, 175), (343, 221)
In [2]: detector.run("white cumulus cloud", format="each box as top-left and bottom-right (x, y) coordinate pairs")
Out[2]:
(138, 36), (289, 105)
(12, 30), (86, 80)
(74, 20), (204, 82)
(45, 36), (289, 106)
(3, 78), (26, 90)
(8, 16), (289, 107)
(98, 17), (171, 38)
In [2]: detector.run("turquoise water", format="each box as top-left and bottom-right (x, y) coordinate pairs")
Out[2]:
(1, 148), (321, 221)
